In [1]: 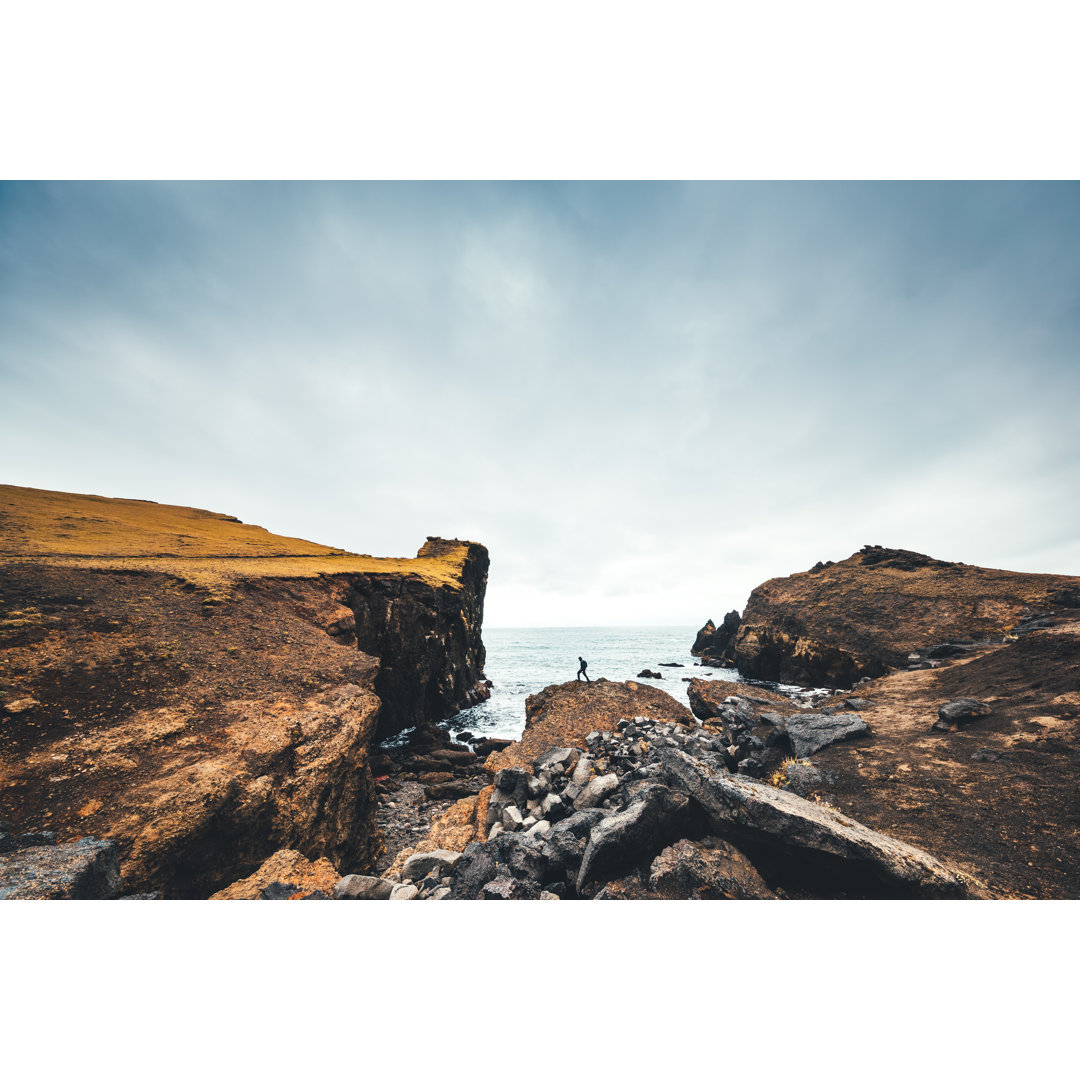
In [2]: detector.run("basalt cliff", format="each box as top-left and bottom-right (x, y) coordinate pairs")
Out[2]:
(0, 484), (489, 898)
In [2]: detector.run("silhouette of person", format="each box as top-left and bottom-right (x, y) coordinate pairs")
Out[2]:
(577, 656), (590, 682)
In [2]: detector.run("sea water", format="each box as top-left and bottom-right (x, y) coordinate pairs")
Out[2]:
(448, 625), (745, 741)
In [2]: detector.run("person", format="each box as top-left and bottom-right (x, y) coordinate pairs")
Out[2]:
(577, 656), (590, 683)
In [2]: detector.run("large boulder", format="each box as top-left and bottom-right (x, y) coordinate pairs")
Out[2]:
(576, 785), (695, 893)
(656, 748), (973, 898)
(783, 712), (870, 757)
(648, 837), (775, 900)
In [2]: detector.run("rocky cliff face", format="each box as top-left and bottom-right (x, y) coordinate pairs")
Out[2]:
(0, 486), (489, 897)
(349, 538), (490, 739)
(725, 545), (1080, 688)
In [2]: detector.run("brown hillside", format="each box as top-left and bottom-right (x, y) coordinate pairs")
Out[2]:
(0, 485), (489, 897)
(733, 545), (1079, 687)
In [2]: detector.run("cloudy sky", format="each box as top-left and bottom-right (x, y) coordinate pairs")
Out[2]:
(2, 181), (1078, 625)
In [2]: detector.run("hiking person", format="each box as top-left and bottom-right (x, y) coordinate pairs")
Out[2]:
(577, 656), (590, 683)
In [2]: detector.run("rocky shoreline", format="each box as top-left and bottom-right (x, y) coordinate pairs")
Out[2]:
(2, 491), (1077, 900)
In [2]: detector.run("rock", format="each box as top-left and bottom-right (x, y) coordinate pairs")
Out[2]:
(656, 748), (972, 898)
(648, 837), (775, 899)
(401, 849), (463, 882)
(481, 875), (537, 900)
(637, 669), (663, 679)
(389, 883), (419, 900)
(843, 698), (873, 710)
(448, 843), (500, 899)
(0, 837), (121, 899)
(575, 773), (620, 809)
(472, 737), (514, 758)
(455, 731), (474, 742)
(577, 785), (695, 892)
(502, 805), (524, 831)
(784, 762), (830, 796)
(658, 663), (684, 667)
(533, 747), (580, 772)
(971, 749), (1008, 763)
(526, 819), (552, 838)
(484, 679), (692, 774)
(424, 781), (476, 801)
(784, 712), (869, 757)
(933, 699), (992, 730)
(334, 874), (396, 900)
(691, 611), (741, 664)
(570, 755), (594, 786)
(926, 643), (980, 659)
(737, 756), (764, 778)
(429, 887), (452, 900)
(540, 890), (561, 899)
(210, 849), (341, 900)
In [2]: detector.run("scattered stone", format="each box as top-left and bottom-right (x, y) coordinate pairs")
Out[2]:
(933, 699), (993, 730)
(2, 697), (40, 714)
(575, 773), (620, 809)
(389, 883), (419, 900)
(401, 849), (463, 882)
(843, 698), (873, 710)
(334, 874), (396, 900)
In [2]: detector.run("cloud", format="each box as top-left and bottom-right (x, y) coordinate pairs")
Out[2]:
(2, 181), (1078, 624)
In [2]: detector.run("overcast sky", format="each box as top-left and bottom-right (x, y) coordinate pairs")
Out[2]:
(2, 181), (1078, 625)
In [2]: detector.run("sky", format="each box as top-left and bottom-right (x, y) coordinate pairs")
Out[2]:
(2, 181), (1079, 626)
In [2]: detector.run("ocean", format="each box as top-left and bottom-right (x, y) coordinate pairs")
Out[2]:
(445, 625), (745, 742)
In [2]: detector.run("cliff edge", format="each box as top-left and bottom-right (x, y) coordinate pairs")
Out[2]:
(0, 485), (489, 897)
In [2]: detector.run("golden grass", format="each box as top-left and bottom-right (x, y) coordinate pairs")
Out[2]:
(0, 485), (472, 592)
(0, 484), (348, 558)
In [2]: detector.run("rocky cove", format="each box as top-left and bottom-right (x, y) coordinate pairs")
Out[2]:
(2, 490), (1078, 901)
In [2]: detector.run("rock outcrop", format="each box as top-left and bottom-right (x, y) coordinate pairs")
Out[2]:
(715, 545), (1080, 688)
(0, 485), (489, 897)
(483, 679), (693, 774)
(691, 610), (741, 667)
(210, 848), (340, 900)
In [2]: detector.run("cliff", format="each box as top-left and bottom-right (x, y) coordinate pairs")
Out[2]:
(0, 485), (488, 897)
(726, 545), (1079, 687)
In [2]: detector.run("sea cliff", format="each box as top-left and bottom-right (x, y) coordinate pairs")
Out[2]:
(0, 485), (488, 897)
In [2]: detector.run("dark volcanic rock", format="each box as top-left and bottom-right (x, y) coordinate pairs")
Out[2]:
(0, 837), (121, 899)
(933, 699), (992, 731)
(349, 537), (490, 739)
(691, 611), (741, 665)
(656, 748), (972, 898)
(576, 785), (696, 893)
(784, 712), (870, 757)
(648, 837), (775, 900)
